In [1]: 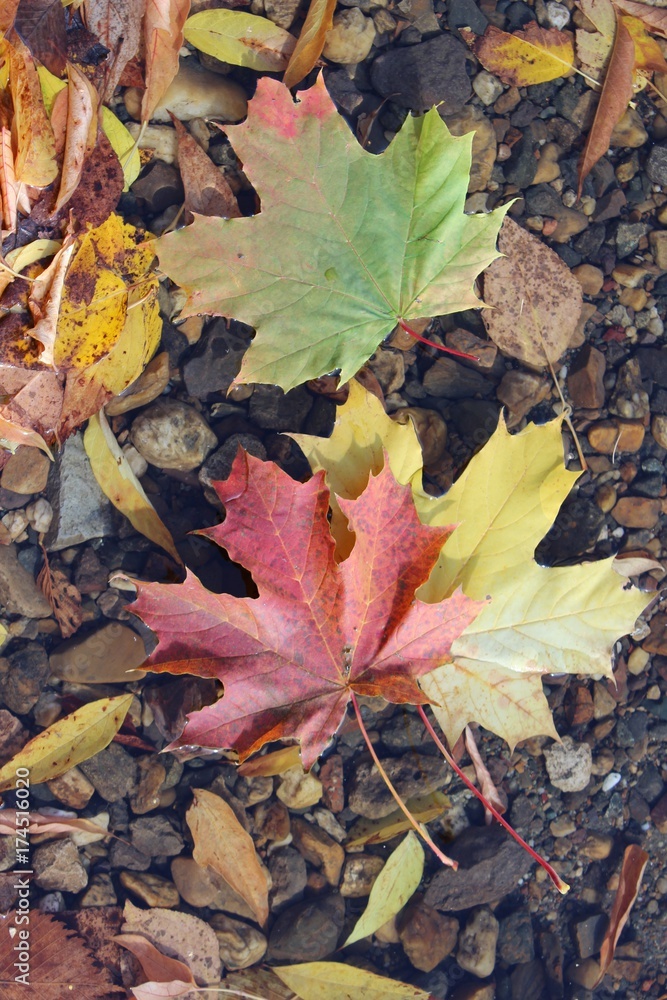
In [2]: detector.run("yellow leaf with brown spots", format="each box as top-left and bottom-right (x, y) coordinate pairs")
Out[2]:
(460, 23), (576, 86)
(2, 37), (57, 188)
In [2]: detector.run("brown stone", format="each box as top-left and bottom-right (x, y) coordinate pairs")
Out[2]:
(650, 229), (667, 271)
(568, 345), (606, 409)
(611, 497), (661, 529)
(392, 407), (447, 466)
(587, 419), (645, 454)
(581, 832), (614, 860)
(398, 897), (459, 972)
(340, 855), (385, 897)
(445, 329), (497, 370)
(253, 801), (290, 845)
(496, 370), (550, 426)
(0, 709), (26, 767)
(643, 613), (667, 655)
(120, 871), (180, 908)
(290, 816), (344, 887)
(209, 913), (267, 970)
(47, 766), (95, 809)
(320, 754), (344, 813)
(442, 105), (497, 193)
(572, 264), (604, 296)
(0, 447), (50, 494)
(130, 756), (167, 814)
(651, 414), (667, 450)
(49, 623), (147, 683)
(650, 791), (667, 832)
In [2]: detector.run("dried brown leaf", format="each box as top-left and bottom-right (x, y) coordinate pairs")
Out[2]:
(578, 12), (634, 195)
(482, 217), (583, 369)
(169, 113), (240, 220)
(113, 934), (196, 987)
(0, 910), (123, 998)
(54, 63), (100, 213)
(14, 0), (67, 76)
(0, 808), (109, 839)
(84, 0), (146, 101)
(283, 0), (337, 89)
(186, 787), (269, 926)
(37, 546), (84, 638)
(595, 843), (649, 985)
(121, 901), (222, 986)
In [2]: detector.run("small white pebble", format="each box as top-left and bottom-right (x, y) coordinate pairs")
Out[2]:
(25, 497), (53, 534)
(602, 772), (622, 792)
(122, 443), (148, 478)
(2, 509), (29, 541)
(546, 0), (570, 29)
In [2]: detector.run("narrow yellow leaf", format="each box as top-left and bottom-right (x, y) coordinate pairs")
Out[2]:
(274, 962), (431, 1000)
(184, 10), (297, 71)
(84, 410), (182, 564)
(283, 0), (337, 89)
(345, 791), (449, 848)
(344, 832), (424, 946)
(7, 239), (62, 272)
(101, 106), (142, 190)
(186, 788), (269, 926)
(0, 694), (133, 792)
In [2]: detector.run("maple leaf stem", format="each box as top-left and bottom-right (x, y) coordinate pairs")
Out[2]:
(350, 691), (458, 869)
(397, 318), (480, 362)
(417, 706), (570, 895)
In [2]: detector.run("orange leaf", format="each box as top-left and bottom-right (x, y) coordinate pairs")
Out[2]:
(0, 0), (19, 33)
(283, 0), (337, 89)
(460, 22), (576, 86)
(578, 12), (634, 196)
(595, 843), (649, 985)
(142, 0), (192, 123)
(613, 0), (667, 38)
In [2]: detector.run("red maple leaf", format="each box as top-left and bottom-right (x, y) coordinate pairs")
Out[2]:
(131, 450), (484, 769)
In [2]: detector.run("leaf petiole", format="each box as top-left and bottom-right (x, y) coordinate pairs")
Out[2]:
(398, 318), (480, 362)
(350, 691), (457, 869)
(417, 706), (570, 894)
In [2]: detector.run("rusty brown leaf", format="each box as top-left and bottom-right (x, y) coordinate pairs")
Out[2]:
(84, 0), (146, 101)
(578, 11), (634, 196)
(169, 112), (240, 220)
(595, 843), (649, 985)
(14, 0), (67, 76)
(613, 0), (667, 38)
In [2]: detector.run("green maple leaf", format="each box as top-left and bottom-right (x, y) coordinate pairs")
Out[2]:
(156, 76), (508, 391)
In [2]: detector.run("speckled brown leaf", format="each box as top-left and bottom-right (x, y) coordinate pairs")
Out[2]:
(578, 12), (634, 196)
(85, 0), (146, 101)
(482, 217), (583, 369)
(613, 0), (667, 38)
(121, 901), (222, 986)
(14, 0), (67, 75)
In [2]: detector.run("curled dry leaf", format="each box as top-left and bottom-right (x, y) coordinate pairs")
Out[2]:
(578, 12), (634, 196)
(283, 0), (337, 89)
(0, 808), (109, 839)
(460, 22), (576, 85)
(594, 843), (649, 985)
(237, 744), (302, 777)
(37, 545), (84, 638)
(142, 0), (192, 123)
(344, 832), (424, 945)
(53, 62), (100, 213)
(614, 0), (667, 37)
(0, 693), (133, 792)
(184, 9), (297, 72)
(84, 409), (182, 564)
(2, 36), (57, 188)
(481, 217), (583, 369)
(345, 790), (450, 848)
(84, 0), (145, 101)
(186, 787), (270, 926)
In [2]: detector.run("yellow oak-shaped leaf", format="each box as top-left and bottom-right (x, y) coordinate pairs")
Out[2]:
(274, 963), (431, 1000)
(84, 410), (181, 564)
(293, 383), (651, 751)
(461, 23), (576, 86)
(0, 694), (133, 791)
(290, 378), (422, 558)
(344, 832), (424, 946)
